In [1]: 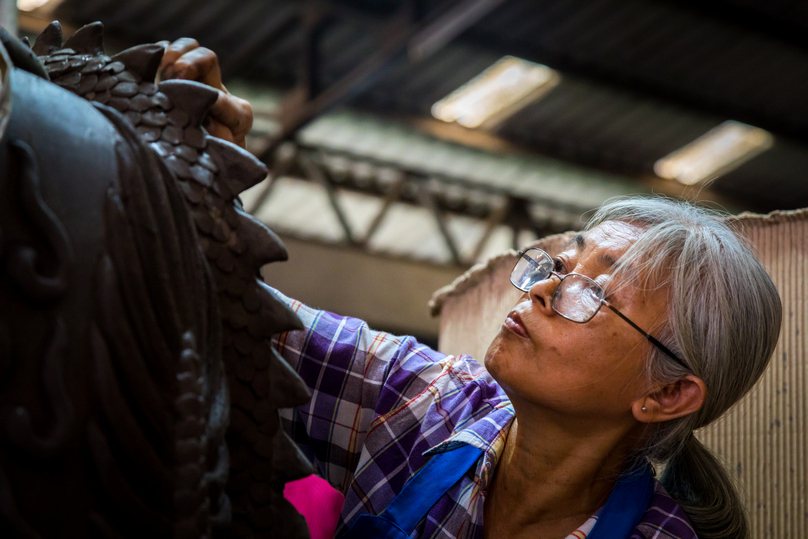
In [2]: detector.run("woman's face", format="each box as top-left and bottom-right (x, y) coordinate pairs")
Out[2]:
(484, 220), (668, 422)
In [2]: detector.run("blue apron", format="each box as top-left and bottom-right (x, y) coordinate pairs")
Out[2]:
(340, 444), (654, 539)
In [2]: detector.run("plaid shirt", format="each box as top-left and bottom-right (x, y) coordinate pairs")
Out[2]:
(271, 289), (698, 539)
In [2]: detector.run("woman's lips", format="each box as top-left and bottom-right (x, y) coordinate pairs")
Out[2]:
(503, 311), (529, 338)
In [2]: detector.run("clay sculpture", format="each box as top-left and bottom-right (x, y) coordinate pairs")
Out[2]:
(0, 21), (312, 538)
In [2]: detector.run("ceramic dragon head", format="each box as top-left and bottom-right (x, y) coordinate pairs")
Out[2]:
(0, 22), (311, 538)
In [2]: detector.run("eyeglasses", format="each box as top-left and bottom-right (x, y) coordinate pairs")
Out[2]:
(510, 248), (689, 370)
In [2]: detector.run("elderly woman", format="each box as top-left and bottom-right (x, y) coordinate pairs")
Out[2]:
(269, 198), (781, 539)
(163, 43), (781, 539)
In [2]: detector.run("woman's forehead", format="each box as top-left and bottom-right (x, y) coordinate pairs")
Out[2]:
(577, 221), (666, 300)
(566, 221), (646, 266)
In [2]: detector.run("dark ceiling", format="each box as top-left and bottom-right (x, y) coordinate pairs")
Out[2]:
(50, 0), (808, 212)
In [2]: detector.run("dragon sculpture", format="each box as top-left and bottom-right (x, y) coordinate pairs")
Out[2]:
(0, 21), (312, 538)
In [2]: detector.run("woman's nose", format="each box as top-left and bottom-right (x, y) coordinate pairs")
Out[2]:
(528, 273), (560, 313)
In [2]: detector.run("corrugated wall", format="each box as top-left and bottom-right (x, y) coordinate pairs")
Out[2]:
(698, 211), (807, 538)
(432, 210), (807, 537)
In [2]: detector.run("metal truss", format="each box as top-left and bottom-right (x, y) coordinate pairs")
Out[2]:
(228, 0), (603, 266)
(246, 141), (588, 267)
(231, 0), (586, 267)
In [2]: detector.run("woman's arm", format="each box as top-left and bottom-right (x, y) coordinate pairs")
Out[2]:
(269, 287), (451, 493)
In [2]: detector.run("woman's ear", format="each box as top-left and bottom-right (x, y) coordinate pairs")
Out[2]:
(633, 375), (707, 423)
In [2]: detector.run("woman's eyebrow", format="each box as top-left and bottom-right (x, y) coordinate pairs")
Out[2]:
(598, 253), (619, 270)
(569, 233), (618, 270)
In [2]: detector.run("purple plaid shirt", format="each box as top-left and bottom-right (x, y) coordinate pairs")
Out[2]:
(271, 289), (698, 539)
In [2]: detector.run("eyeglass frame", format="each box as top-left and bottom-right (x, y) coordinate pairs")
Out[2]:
(510, 248), (690, 371)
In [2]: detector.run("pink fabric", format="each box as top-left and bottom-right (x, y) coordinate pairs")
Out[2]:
(284, 474), (345, 539)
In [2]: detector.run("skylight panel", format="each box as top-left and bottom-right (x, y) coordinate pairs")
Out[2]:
(432, 56), (559, 129)
(654, 121), (774, 185)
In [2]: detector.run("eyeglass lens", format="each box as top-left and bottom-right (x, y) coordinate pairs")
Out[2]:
(552, 275), (603, 322)
(510, 249), (604, 323)
(510, 250), (554, 290)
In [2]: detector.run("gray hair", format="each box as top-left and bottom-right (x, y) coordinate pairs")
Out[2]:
(584, 196), (782, 539)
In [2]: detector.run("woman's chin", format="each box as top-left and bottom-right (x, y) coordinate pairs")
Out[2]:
(483, 333), (508, 377)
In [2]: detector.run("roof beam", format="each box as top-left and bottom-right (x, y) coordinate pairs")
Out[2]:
(220, 6), (299, 78)
(460, 4), (808, 143)
(257, 0), (505, 160)
(668, 0), (808, 53)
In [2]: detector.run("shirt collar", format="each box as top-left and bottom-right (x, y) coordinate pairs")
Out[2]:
(424, 401), (514, 487)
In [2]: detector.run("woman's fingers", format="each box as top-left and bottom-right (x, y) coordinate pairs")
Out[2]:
(159, 38), (202, 79)
(210, 92), (253, 147)
(157, 38), (253, 147)
(204, 118), (237, 146)
(160, 44), (223, 90)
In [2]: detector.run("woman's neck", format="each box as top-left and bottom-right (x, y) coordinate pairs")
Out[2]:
(483, 412), (643, 539)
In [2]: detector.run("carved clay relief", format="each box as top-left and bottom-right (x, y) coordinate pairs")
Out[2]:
(0, 20), (315, 539)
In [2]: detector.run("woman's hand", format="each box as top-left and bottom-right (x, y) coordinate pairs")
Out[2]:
(157, 38), (253, 148)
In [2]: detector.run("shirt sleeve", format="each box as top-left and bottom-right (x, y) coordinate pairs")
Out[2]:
(269, 287), (450, 493)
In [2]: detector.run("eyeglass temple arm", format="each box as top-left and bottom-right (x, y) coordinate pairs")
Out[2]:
(519, 251), (539, 266)
(603, 303), (689, 370)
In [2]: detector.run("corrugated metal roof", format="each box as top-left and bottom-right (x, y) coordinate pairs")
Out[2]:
(50, 0), (808, 211)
